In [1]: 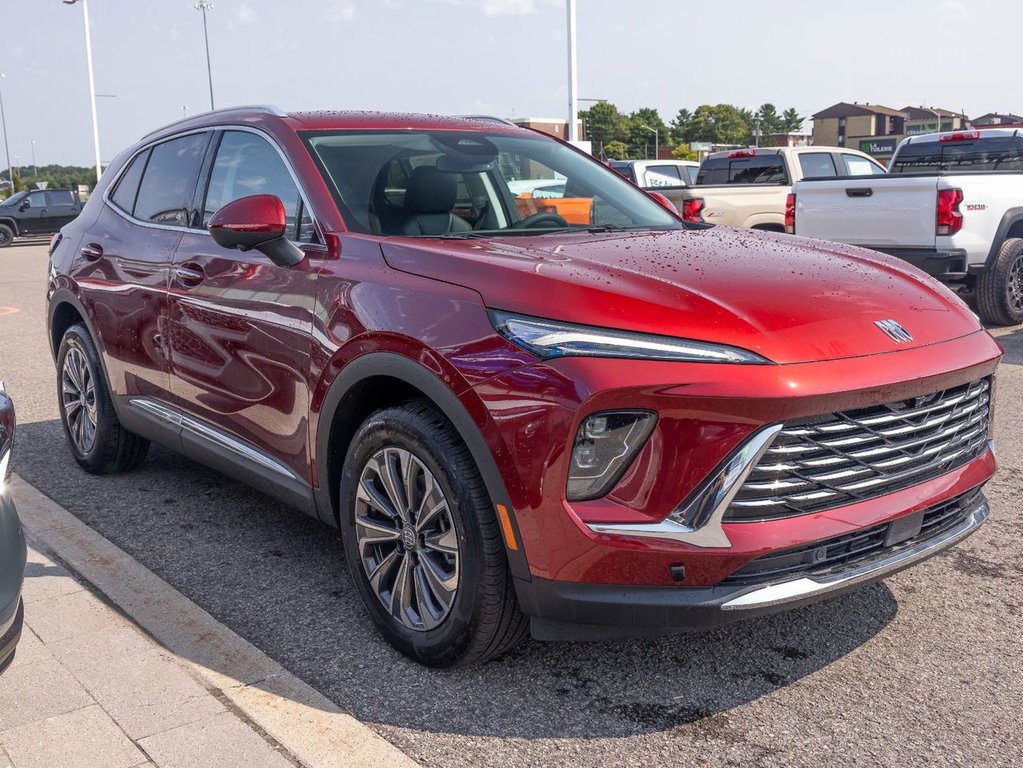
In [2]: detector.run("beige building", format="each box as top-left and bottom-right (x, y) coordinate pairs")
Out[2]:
(509, 117), (582, 140)
(812, 102), (969, 161)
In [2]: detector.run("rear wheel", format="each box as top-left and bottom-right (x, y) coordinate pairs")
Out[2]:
(976, 238), (1023, 326)
(0, 224), (13, 247)
(339, 401), (527, 667)
(57, 324), (149, 473)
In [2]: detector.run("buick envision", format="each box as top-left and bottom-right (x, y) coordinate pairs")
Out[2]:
(47, 107), (999, 666)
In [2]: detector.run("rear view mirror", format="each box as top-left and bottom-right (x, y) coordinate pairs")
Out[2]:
(208, 194), (304, 267)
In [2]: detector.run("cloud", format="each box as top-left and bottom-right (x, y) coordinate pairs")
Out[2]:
(434, 0), (559, 16)
(321, 0), (356, 22)
(236, 5), (259, 25)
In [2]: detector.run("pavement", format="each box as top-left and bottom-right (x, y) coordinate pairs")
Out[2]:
(2, 241), (1023, 767)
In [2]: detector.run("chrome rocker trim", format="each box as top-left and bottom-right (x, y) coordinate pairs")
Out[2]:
(721, 495), (990, 610)
(586, 424), (784, 548)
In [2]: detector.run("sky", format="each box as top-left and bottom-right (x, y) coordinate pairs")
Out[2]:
(1, 0), (1020, 168)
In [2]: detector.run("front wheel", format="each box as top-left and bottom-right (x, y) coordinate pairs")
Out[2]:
(339, 401), (527, 667)
(976, 238), (1023, 326)
(0, 224), (13, 247)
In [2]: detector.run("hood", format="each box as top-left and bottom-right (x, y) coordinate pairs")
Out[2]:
(380, 227), (983, 365)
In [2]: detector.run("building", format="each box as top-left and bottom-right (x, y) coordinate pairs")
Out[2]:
(509, 117), (582, 140)
(812, 102), (970, 162)
(902, 106), (969, 136)
(762, 132), (812, 148)
(972, 112), (1023, 127)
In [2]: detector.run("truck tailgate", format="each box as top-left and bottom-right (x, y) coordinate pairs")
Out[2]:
(794, 176), (939, 248)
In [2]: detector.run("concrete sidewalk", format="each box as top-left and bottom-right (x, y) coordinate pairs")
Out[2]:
(0, 477), (419, 768)
(0, 542), (297, 768)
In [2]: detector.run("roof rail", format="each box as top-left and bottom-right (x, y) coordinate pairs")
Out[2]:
(141, 104), (288, 139)
(457, 115), (518, 127)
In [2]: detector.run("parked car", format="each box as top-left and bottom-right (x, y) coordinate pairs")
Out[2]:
(609, 159), (700, 210)
(0, 384), (25, 675)
(47, 107), (999, 666)
(680, 146), (885, 230)
(0, 189), (84, 247)
(790, 128), (1023, 325)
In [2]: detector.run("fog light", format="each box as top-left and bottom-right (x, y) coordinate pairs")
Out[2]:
(567, 410), (656, 501)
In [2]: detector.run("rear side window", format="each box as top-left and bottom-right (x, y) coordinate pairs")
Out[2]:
(890, 137), (1023, 174)
(841, 154), (886, 176)
(110, 149), (150, 214)
(797, 153), (837, 178)
(45, 190), (76, 207)
(203, 131), (314, 241)
(642, 165), (684, 187)
(609, 163), (636, 182)
(697, 155), (788, 185)
(133, 134), (208, 226)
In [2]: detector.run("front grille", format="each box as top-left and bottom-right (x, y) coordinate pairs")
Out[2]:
(726, 379), (990, 521)
(722, 488), (982, 586)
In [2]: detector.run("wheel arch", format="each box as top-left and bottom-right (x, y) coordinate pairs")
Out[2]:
(314, 352), (531, 580)
(0, 217), (19, 237)
(983, 208), (1023, 268)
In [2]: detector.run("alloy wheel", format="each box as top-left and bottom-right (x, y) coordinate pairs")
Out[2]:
(1008, 254), (1023, 313)
(61, 347), (98, 454)
(354, 446), (460, 631)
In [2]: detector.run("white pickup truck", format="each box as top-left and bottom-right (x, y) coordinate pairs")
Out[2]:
(790, 128), (1023, 325)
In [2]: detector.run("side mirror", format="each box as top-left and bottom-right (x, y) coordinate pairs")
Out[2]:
(18, 202), (29, 212)
(647, 191), (679, 216)
(208, 194), (304, 268)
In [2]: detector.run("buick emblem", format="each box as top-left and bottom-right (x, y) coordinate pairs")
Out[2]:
(875, 319), (913, 344)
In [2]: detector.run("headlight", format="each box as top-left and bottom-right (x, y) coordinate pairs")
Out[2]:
(567, 410), (656, 501)
(489, 310), (769, 364)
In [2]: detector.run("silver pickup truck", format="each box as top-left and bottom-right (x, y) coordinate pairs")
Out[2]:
(791, 129), (1023, 325)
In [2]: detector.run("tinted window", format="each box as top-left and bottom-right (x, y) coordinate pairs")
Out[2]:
(25, 191), (46, 208)
(204, 131), (311, 240)
(134, 134), (208, 226)
(110, 149), (149, 214)
(45, 190), (76, 207)
(609, 162), (636, 182)
(697, 155), (788, 185)
(890, 137), (1023, 174)
(643, 165), (684, 187)
(681, 165), (700, 185)
(841, 154), (886, 176)
(797, 153), (837, 178)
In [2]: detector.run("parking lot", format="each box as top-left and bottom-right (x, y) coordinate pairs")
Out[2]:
(1, 240), (1021, 767)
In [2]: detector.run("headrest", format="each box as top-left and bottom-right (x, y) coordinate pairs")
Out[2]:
(404, 166), (457, 214)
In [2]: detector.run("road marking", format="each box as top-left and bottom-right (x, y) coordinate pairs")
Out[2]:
(0, 307), (19, 316)
(10, 475), (421, 768)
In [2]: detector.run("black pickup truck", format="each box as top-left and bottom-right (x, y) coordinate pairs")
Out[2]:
(0, 189), (84, 247)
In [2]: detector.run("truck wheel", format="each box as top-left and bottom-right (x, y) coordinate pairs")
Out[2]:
(339, 401), (527, 667)
(57, 323), (150, 473)
(0, 224), (13, 247)
(976, 238), (1023, 326)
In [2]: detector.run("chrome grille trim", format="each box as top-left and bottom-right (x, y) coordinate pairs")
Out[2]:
(726, 379), (991, 521)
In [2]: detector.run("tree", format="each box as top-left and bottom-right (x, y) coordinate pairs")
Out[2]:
(670, 108), (694, 144)
(580, 101), (624, 151)
(625, 107), (668, 159)
(780, 107), (804, 133)
(688, 104), (750, 146)
(671, 144), (698, 161)
(603, 140), (628, 160)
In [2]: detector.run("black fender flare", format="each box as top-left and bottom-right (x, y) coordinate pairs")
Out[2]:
(0, 217), (19, 237)
(314, 352), (531, 581)
(983, 207), (1023, 268)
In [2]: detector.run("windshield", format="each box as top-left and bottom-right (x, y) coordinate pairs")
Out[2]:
(0, 191), (27, 207)
(300, 129), (682, 237)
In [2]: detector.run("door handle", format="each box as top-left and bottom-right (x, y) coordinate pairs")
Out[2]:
(846, 188), (874, 198)
(174, 263), (205, 286)
(80, 243), (103, 260)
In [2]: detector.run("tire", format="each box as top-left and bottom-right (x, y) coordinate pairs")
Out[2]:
(976, 238), (1023, 326)
(0, 224), (13, 247)
(339, 401), (527, 667)
(56, 323), (149, 474)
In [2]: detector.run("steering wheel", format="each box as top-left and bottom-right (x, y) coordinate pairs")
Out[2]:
(511, 212), (570, 229)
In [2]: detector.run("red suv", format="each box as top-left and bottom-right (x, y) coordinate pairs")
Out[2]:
(46, 107), (999, 666)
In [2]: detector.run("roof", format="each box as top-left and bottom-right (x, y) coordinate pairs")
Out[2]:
(972, 112), (1023, 124)
(901, 106), (966, 120)
(812, 102), (908, 120)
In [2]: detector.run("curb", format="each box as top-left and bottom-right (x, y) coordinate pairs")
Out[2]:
(10, 474), (420, 768)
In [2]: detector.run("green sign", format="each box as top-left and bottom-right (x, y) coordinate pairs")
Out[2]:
(859, 138), (899, 155)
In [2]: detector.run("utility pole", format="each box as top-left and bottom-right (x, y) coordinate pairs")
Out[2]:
(63, 0), (103, 183)
(195, 2), (215, 111)
(566, 0), (578, 143)
(0, 75), (13, 196)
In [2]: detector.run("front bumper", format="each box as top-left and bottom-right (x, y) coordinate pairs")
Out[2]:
(519, 490), (989, 641)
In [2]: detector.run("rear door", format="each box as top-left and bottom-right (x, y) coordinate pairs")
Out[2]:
(42, 190), (81, 231)
(166, 129), (323, 486)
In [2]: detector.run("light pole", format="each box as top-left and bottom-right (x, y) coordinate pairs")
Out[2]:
(30, 140), (36, 180)
(63, 0), (103, 184)
(182, 105), (189, 119)
(195, 2), (215, 111)
(641, 124), (658, 160)
(0, 75), (13, 197)
(565, 0), (578, 143)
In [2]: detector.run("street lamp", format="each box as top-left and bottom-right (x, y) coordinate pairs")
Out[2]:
(195, 2), (215, 111)
(62, 0), (103, 184)
(30, 140), (37, 180)
(640, 124), (659, 160)
(565, 0), (578, 143)
(182, 105), (189, 119)
(0, 75), (13, 197)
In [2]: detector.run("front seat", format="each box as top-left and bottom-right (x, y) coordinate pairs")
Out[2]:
(393, 166), (472, 235)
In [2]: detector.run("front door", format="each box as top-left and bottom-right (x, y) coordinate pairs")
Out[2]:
(16, 191), (46, 234)
(166, 129), (323, 486)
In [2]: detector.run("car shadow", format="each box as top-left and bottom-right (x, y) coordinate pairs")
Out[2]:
(13, 418), (897, 743)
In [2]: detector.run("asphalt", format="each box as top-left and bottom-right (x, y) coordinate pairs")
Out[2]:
(3, 241), (1022, 767)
